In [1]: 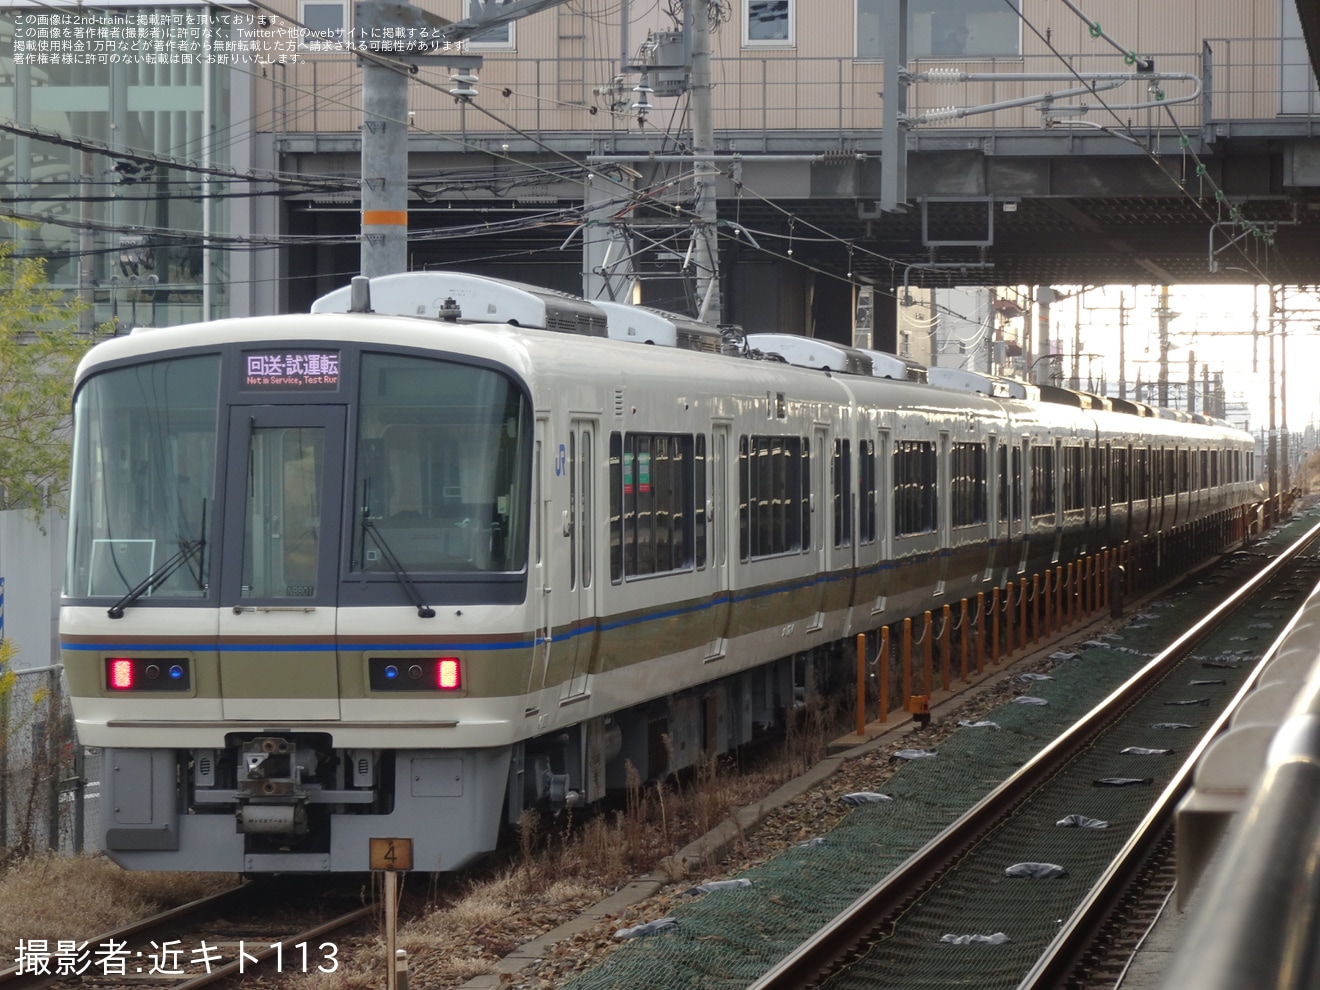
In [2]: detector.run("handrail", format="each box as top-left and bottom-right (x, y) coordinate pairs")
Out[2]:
(1161, 582), (1320, 989)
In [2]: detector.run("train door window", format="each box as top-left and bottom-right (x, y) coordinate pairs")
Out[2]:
(1179, 448), (1191, 493)
(257, 434), (325, 596)
(578, 429), (592, 588)
(951, 442), (986, 527)
(738, 437), (750, 561)
(609, 434), (622, 583)
(1013, 443), (1024, 531)
(1200, 449), (1209, 490)
(235, 412), (338, 601)
(997, 442), (1012, 523)
(1030, 444), (1056, 518)
(535, 438), (544, 567)
(858, 438), (877, 544)
(713, 427), (729, 569)
(894, 440), (937, 536)
(695, 434), (708, 569)
(877, 430), (893, 554)
(569, 432), (577, 590)
(833, 438), (852, 548)
(1093, 444), (1107, 509)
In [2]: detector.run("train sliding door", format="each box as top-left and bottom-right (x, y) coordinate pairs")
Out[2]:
(218, 405), (346, 721)
(557, 419), (597, 703)
(705, 423), (732, 660)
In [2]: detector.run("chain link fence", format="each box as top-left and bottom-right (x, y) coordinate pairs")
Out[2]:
(0, 664), (99, 861)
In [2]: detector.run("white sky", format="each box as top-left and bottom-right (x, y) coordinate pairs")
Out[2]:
(1044, 285), (1320, 437)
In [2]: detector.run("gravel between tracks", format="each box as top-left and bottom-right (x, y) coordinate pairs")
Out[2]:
(288, 634), (1081, 990)
(487, 648), (1065, 990)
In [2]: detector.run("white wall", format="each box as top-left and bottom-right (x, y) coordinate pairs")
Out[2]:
(0, 508), (66, 670)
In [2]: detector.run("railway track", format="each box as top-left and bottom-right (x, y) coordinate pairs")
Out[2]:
(745, 516), (1320, 990)
(0, 878), (374, 990)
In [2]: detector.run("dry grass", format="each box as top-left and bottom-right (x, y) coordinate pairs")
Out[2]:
(273, 707), (847, 990)
(0, 701), (847, 989)
(0, 853), (234, 951)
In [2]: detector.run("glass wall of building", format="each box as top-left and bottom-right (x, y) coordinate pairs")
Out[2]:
(1, 4), (246, 327)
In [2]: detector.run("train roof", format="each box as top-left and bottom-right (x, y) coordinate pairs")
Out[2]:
(75, 273), (1252, 445)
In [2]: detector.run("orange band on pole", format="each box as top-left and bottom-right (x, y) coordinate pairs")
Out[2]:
(363, 210), (409, 226)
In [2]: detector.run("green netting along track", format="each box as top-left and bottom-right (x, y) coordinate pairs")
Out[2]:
(560, 510), (1320, 990)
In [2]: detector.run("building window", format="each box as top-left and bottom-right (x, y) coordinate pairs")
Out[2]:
(744, 0), (793, 47)
(856, 0), (1021, 59)
(466, 0), (515, 50)
(299, 0), (346, 49)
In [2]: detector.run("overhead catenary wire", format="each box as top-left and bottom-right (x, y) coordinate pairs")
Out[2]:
(1006, 0), (1284, 284)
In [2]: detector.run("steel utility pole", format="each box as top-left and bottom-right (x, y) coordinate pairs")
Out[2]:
(1155, 285), (1175, 407)
(1118, 295), (1127, 400)
(356, 0), (575, 278)
(689, 0), (720, 323)
(1268, 284), (1278, 503)
(359, 21), (409, 278)
(1280, 288), (1290, 493)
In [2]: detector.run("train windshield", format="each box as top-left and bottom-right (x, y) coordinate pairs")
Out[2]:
(66, 355), (219, 599)
(352, 353), (531, 575)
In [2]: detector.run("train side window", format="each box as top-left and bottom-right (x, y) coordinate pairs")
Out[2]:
(951, 441), (986, 527)
(1062, 445), (1084, 512)
(618, 432), (695, 578)
(1030, 444), (1056, 518)
(833, 438), (852, 548)
(894, 440), (937, 536)
(739, 434), (808, 559)
(1114, 446), (1130, 504)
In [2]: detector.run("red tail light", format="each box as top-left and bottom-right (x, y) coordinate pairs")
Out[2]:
(109, 658), (134, 690)
(436, 658), (461, 690)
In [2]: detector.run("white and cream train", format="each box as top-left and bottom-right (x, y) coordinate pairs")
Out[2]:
(59, 272), (1257, 872)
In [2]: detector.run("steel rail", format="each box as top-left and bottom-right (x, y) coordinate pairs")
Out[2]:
(747, 517), (1320, 990)
(0, 883), (253, 990)
(1017, 517), (1320, 988)
(0, 882), (375, 990)
(170, 904), (376, 988)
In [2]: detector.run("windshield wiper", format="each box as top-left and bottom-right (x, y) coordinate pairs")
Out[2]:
(107, 501), (208, 619)
(361, 509), (436, 619)
(107, 538), (205, 618)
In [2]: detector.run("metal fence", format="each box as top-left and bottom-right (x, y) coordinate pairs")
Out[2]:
(266, 39), (1320, 144)
(0, 664), (98, 860)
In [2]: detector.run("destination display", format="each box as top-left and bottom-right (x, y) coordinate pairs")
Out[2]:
(243, 350), (340, 390)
